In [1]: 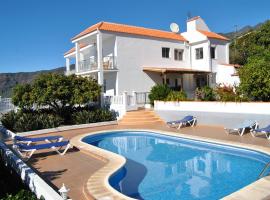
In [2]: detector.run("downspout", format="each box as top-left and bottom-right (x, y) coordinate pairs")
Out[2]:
(208, 40), (212, 86)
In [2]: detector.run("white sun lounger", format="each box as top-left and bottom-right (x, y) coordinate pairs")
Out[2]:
(13, 140), (71, 161)
(225, 120), (258, 136)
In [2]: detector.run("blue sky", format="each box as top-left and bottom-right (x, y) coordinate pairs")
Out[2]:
(0, 0), (269, 73)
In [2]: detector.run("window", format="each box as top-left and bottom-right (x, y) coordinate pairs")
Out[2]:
(162, 47), (170, 58)
(174, 49), (184, 61)
(210, 47), (216, 59)
(195, 47), (203, 59)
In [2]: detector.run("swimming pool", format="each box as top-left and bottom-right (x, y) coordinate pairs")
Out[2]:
(82, 131), (270, 200)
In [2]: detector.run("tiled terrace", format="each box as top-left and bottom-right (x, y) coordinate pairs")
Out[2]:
(6, 123), (270, 200)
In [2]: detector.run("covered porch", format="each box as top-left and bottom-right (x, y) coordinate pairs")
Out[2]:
(64, 31), (118, 88)
(64, 31), (119, 98)
(143, 67), (212, 98)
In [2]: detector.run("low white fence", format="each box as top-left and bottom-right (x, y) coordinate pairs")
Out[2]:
(154, 101), (270, 115)
(0, 128), (63, 200)
(0, 98), (15, 114)
(105, 92), (150, 118)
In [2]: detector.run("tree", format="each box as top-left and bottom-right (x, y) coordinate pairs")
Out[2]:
(239, 53), (270, 101)
(12, 83), (33, 110)
(230, 20), (270, 65)
(12, 73), (101, 114)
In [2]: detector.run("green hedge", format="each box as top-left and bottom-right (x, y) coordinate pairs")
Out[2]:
(1, 108), (117, 133)
(72, 109), (117, 124)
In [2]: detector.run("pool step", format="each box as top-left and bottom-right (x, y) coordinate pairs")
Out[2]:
(119, 109), (165, 125)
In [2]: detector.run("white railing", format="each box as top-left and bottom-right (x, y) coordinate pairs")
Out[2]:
(0, 98), (15, 114)
(78, 56), (117, 73)
(79, 57), (97, 72)
(105, 91), (150, 119)
(136, 92), (150, 105)
(105, 95), (124, 105)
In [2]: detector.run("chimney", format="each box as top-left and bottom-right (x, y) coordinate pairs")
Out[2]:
(187, 16), (210, 32)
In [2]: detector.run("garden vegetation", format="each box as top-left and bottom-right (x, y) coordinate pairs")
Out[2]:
(1, 73), (117, 132)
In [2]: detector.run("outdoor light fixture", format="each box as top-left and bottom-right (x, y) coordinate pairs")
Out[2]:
(59, 183), (70, 200)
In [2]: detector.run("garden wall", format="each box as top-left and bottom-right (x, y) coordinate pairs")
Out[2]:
(154, 101), (270, 115)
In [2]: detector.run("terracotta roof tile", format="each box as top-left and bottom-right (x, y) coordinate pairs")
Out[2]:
(71, 21), (187, 42)
(197, 30), (229, 41)
(64, 43), (88, 56)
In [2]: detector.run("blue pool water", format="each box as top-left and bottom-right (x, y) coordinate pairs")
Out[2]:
(82, 131), (270, 200)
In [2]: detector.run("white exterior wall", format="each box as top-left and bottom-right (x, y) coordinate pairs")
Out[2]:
(214, 65), (240, 86)
(190, 42), (210, 71)
(155, 101), (270, 115)
(116, 34), (189, 94)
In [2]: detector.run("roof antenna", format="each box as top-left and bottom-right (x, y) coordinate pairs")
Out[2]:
(187, 11), (192, 20)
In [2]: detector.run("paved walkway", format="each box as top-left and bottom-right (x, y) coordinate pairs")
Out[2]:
(15, 123), (270, 200)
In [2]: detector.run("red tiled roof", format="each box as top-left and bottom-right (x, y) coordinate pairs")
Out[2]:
(71, 21), (187, 42)
(64, 43), (88, 56)
(197, 30), (229, 41)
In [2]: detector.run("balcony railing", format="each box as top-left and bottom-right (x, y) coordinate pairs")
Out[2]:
(79, 57), (97, 72)
(78, 56), (117, 73)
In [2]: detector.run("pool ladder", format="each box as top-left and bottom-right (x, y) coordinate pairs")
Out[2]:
(258, 162), (270, 179)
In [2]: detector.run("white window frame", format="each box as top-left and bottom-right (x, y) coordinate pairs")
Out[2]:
(195, 47), (204, 60)
(174, 49), (184, 61)
(162, 47), (170, 59)
(210, 46), (216, 59)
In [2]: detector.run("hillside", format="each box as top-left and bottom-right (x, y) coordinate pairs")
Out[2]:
(0, 66), (73, 97)
(221, 22), (264, 39)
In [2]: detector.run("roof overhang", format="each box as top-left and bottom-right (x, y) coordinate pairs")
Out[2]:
(143, 67), (211, 74)
(219, 63), (242, 68)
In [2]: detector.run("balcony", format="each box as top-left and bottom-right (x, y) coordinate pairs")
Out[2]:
(78, 56), (117, 73)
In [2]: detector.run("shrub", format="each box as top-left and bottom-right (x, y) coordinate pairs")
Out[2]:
(166, 91), (187, 101)
(195, 86), (216, 101)
(0, 111), (18, 132)
(148, 84), (171, 105)
(1, 111), (63, 132)
(215, 85), (248, 102)
(1, 190), (37, 200)
(72, 109), (117, 124)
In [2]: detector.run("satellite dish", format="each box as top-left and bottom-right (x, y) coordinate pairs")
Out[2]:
(170, 23), (179, 33)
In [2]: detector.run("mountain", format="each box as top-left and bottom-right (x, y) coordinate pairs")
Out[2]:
(221, 22), (264, 40)
(0, 66), (74, 98)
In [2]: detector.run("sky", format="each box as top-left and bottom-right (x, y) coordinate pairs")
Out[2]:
(0, 0), (269, 73)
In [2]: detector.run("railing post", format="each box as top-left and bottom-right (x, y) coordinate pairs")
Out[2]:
(132, 91), (137, 106)
(122, 91), (128, 111)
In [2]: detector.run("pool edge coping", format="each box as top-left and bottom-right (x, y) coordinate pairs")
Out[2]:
(70, 129), (270, 200)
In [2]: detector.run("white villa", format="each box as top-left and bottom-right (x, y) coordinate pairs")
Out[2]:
(64, 16), (240, 99)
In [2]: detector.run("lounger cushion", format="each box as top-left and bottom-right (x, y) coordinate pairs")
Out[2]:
(14, 135), (63, 142)
(16, 141), (70, 150)
(254, 125), (270, 133)
(167, 115), (194, 124)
